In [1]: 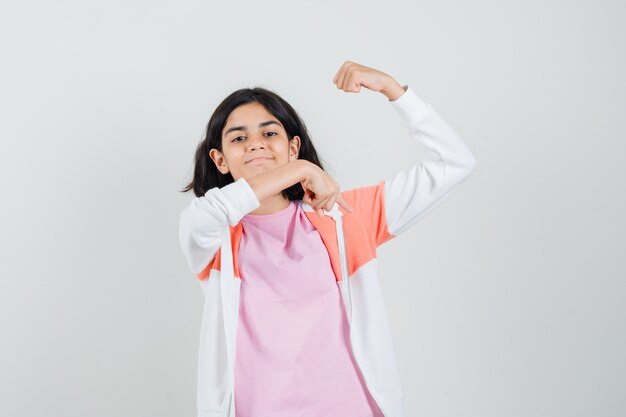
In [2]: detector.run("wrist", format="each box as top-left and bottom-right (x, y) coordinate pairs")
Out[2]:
(295, 159), (312, 182)
(381, 78), (406, 101)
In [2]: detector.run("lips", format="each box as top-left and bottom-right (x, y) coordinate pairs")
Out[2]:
(246, 156), (273, 163)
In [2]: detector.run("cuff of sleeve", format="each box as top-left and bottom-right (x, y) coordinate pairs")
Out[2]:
(212, 177), (261, 225)
(389, 85), (431, 126)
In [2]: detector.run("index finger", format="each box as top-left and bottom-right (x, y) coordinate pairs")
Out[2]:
(335, 192), (354, 213)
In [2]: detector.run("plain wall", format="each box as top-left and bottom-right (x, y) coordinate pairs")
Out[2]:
(1, 0), (624, 416)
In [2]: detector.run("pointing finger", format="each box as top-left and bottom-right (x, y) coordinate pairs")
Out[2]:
(336, 193), (354, 213)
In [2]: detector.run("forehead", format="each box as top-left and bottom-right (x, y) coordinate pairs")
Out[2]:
(224, 102), (279, 129)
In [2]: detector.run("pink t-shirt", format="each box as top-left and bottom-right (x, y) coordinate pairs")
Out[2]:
(234, 199), (385, 417)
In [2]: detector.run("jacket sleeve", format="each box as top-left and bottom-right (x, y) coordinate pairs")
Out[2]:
(178, 177), (261, 276)
(341, 84), (477, 247)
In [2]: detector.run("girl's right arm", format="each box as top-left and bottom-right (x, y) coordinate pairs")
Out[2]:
(179, 159), (313, 276)
(247, 159), (354, 218)
(179, 176), (259, 276)
(245, 159), (309, 205)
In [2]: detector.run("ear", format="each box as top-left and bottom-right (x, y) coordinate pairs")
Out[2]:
(289, 135), (301, 161)
(209, 148), (230, 174)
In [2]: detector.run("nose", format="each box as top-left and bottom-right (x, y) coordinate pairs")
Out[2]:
(246, 132), (266, 150)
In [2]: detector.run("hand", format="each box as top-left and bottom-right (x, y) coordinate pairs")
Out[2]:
(332, 61), (405, 100)
(300, 162), (354, 218)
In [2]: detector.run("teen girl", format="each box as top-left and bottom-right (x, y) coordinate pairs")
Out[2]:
(179, 61), (476, 417)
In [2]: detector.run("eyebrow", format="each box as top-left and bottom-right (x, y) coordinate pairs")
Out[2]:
(223, 120), (282, 136)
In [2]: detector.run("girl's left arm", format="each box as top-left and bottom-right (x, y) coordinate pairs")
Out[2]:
(333, 61), (476, 245)
(380, 84), (476, 240)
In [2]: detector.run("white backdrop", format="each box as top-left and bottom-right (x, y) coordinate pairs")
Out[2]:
(1, 0), (624, 416)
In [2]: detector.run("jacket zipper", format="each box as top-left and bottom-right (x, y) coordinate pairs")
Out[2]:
(329, 206), (388, 416)
(331, 208), (352, 325)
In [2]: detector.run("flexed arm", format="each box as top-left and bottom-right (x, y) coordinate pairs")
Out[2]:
(333, 61), (476, 244)
(383, 84), (476, 238)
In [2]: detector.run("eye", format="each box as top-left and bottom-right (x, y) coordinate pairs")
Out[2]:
(231, 132), (278, 143)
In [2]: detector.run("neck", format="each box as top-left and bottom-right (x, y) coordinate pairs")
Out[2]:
(249, 193), (291, 215)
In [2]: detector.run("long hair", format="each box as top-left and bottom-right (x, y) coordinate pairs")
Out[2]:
(180, 87), (326, 200)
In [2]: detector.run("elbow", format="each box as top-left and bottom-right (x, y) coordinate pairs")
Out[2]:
(446, 153), (476, 185)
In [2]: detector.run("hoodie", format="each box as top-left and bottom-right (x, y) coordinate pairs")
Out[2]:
(179, 84), (477, 417)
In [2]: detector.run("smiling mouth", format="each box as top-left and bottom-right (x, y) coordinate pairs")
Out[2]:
(247, 157), (272, 164)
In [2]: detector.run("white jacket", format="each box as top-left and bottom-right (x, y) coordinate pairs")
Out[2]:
(179, 85), (477, 417)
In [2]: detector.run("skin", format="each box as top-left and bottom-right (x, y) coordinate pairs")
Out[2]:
(209, 60), (406, 217)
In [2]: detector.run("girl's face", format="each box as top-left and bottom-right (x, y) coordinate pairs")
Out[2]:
(210, 102), (301, 181)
